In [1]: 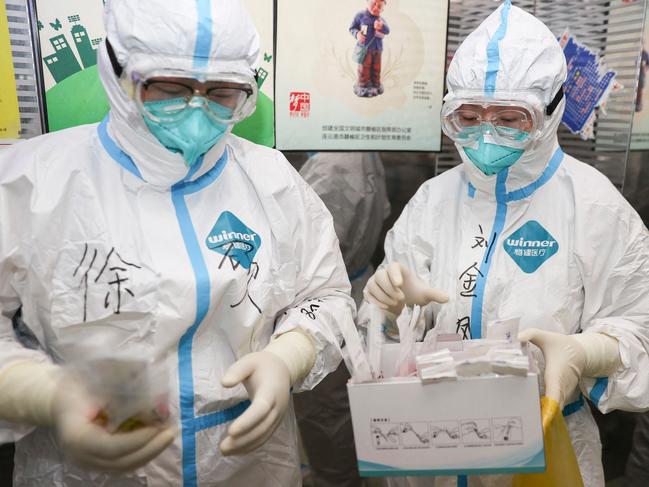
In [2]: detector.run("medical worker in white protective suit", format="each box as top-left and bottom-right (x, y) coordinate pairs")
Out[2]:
(0, 0), (358, 485)
(361, 1), (649, 486)
(295, 152), (390, 487)
(299, 152), (391, 304)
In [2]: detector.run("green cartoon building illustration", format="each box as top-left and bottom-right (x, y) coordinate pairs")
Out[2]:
(43, 33), (82, 83)
(69, 15), (97, 68)
(256, 67), (268, 88)
(39, 11), (108, 132)
(42, 15), (99, 83)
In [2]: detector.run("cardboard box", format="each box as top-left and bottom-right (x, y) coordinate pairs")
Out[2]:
(347, 345), (545, 477)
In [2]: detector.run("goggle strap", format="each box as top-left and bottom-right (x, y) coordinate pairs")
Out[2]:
(105, 39), (124, 78)
(546, 87), (564, 116)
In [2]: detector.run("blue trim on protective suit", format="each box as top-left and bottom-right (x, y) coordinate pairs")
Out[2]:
(470, 169), (508, 339)
(589, 377), (608, 406)
(97, 116), (144, 181)
(173, 186), (211, 486)
(97, 116), (245, 487)
(193, 0), (213, 69)
(175, 151), (228, 195)
(562, 395), (584, 417)
(484, 0), (512, 96)
(184, 155), (205, 182)
(468, 182), (476, 198)
(505, 148), (564, 202)
(193, 400), (251, 431)
(469, 148), (564, 340)
(171, 150), (248, 487)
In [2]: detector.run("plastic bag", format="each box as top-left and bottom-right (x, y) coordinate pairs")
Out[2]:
(58, 338), (171, 432)
(513, 396), (584, 487)
(341, 308), (373, 383)
(78, 355), (171, 432)
(395, 305), (421, 376)
(367, 303), (385, 379)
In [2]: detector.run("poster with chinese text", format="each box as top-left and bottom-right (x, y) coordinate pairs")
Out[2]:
(0, 0), (21, 141)
(275, 0), (448, 151)
(631, 9), (649, 150)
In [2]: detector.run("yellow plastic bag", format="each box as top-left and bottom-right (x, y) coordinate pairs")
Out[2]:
(512, 397), (584, 487)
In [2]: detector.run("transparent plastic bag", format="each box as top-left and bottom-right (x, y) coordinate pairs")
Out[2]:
(58, 339), (171, 432)
(367, 303), (386, 380)
(395, 305), (421, 377)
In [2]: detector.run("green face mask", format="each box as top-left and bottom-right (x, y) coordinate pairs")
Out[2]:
(143, 99), (233, 167)
(462, 125), (528, 176)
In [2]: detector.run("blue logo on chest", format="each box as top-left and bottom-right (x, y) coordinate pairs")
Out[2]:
(503, 220), (558, 274)
(205, 211), (260, 269)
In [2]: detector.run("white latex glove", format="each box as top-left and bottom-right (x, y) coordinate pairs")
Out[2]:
(220, 330), (316, 456)
(518, 329), (621, 408)
(0, 361), (176, 471)
(364, 262), (449, 316)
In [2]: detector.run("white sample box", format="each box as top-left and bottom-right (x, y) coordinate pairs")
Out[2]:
(347, 356), (544, 477)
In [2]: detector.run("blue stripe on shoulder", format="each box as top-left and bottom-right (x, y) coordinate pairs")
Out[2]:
(505, 148), (564, 202)
(97, 116), (144, 181)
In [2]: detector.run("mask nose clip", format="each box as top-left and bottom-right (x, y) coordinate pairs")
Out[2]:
(187, 96), (209, 110)
(482, 128), (498, 145)
(480, 122), (496, 134)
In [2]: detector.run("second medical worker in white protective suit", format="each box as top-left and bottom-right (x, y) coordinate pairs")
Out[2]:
(295, 152), (390, 487)
(362, 1), (649, 486)
(0, 0), (358, 486)
(299, 152), (391, 304)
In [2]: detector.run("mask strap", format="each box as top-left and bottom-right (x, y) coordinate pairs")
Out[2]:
(545, 87), (564, 116)
(105, 39), (124, 78)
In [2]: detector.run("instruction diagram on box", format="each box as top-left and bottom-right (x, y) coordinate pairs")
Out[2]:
(371, 421), (400, 449)
(371, 416), (526, 450)
(460, 419), (492, 446)
(400, 422), (431, 449)
(430, 420), (461, 447)
(493, 417), (523, 445)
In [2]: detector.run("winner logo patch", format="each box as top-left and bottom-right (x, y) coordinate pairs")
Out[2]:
(503, 220), (558, 274)
(206, 211), (260, 269)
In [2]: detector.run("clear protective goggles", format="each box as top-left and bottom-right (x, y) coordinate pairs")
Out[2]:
(131, 68), (258, 124)
(441, 96), (544, 149)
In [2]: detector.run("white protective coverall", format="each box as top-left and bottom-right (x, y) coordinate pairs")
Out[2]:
(296, 152), (390, 487)
(0, 0), (356, 485)
(299, 152), (391, 305)
(360, 3), (649, 487)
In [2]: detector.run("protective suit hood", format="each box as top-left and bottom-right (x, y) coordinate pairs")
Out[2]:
(445, 1), (567, 194)
(98, 0), (260, 188)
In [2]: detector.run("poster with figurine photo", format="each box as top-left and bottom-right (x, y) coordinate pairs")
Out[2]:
(275, 0), (449, 151)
